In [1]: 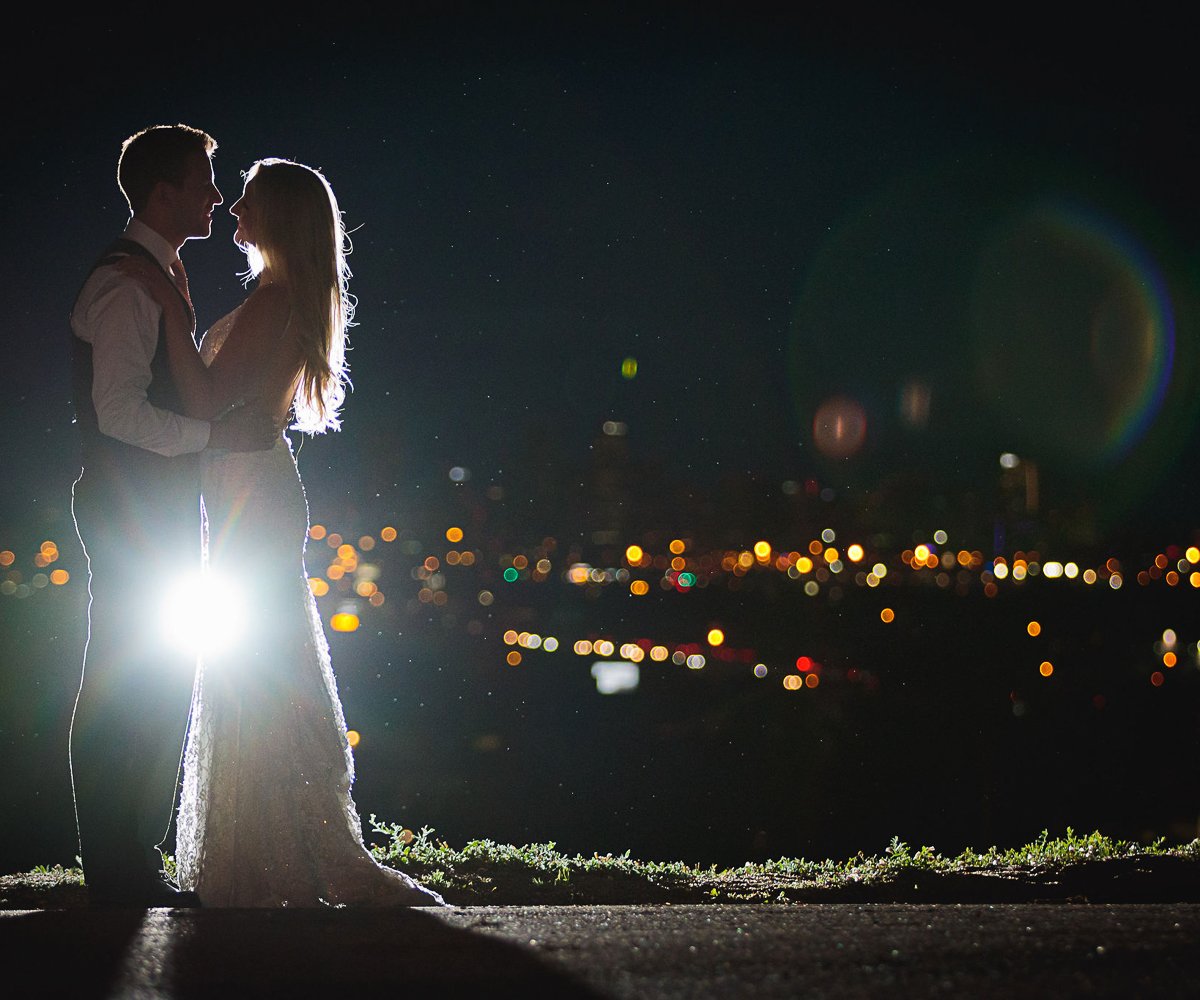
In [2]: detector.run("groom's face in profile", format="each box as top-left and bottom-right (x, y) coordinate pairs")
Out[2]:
(167, 151), (223, 243)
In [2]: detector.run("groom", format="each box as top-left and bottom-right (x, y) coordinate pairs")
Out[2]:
(70, 124), (274, 907)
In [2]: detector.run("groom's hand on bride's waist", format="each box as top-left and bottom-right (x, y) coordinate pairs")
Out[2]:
(207, 404), (280, 452)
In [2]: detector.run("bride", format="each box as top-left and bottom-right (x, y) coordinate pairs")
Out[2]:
(127, 158), (444, 907)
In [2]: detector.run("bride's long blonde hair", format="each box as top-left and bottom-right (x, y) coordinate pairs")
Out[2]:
(239, 158), (352, 433)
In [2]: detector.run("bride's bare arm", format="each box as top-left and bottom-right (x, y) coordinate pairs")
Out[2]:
(159, 306), (224, 420)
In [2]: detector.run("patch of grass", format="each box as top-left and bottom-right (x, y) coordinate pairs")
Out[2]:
(6, 826), (1198, 907)
(364, 820), (1200, 904)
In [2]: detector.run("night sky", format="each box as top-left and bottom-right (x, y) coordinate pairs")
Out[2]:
(3, 9), (1200, 867)
(5, 9), (1199, 545)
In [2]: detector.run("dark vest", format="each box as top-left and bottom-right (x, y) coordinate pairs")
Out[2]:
(71, 238), (200, 520)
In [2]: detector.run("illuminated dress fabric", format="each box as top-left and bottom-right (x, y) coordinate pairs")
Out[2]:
(175, 307), (442, 907)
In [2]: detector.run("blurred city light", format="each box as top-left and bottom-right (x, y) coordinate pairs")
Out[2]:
(591, 660), (639, 694)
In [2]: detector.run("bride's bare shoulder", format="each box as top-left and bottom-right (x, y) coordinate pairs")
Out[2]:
(246, 282), (291, 315)
(232, 283), (291, 336)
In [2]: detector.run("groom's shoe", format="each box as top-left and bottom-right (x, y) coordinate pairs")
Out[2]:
(89, 880), (201, 909)
(145, 880), (201, 909)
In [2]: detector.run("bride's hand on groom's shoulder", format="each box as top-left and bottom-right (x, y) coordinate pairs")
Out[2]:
(116, 256), (192, 331)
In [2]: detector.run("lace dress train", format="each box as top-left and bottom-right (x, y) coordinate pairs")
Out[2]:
(175, 308), (441, 907)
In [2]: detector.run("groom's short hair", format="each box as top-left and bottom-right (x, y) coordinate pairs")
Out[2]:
(118, 124), (218, 214)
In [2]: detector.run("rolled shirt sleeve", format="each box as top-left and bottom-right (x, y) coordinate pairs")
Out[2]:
(72, 265), (211, 457)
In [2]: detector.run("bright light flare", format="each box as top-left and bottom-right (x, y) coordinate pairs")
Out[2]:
(161, 570), (246, 656)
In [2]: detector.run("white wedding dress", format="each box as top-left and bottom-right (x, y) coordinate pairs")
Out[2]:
(175, 306), (443, 907)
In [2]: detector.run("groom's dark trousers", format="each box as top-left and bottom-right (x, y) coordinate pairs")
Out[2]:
(70, 240), (200, 899)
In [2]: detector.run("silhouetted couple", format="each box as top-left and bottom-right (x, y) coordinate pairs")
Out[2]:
(69, 124), (443, 908)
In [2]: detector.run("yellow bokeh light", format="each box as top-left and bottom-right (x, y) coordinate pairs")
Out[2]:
(630, 580), (649, 596)
(1164, 651), (1177, 668)
(1039, 661), (1054, 677)
(914, 544), (930, 562)
(503, 629), (519, 644)
(506, 651), (522, 666)
(707, 628), (725, 646)
(847, 544), (864, 562)
(574, 640), (593, 655)
(330, 612), (359, 632)
(309, 577), (329, 597)
(753, 540), (771, 561)
(669, 538), (686, 555)
(355, 581), (377, 598)
(880, 608), (895, 623)
(650, 646), (669, 661)
(1027, 621), (1041, 637)
(309, 525), (326, 541)
(626, 544), (644, 564)
(337, 544), (356, 560)
(346, 729), (361, 748)
(326, 565), (345, 581)
(50, 569), (70, 585)
(446, 526), (464, 544)
(380, 526), (397, 542)
(1187, 546), (1200, 564)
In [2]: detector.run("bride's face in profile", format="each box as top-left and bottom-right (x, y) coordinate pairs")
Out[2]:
(229, 181), (258, 247)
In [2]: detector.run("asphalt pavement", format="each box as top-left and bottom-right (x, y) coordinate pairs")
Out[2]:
(3, 902), (1198, 997)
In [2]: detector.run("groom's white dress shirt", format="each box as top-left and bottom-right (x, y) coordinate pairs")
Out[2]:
(71, 218), (211, 457)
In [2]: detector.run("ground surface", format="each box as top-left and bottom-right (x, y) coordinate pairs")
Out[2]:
(3, 902), (1199, 997)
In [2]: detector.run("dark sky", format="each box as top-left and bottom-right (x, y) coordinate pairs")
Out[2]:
(5, 8), (1199, 547)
